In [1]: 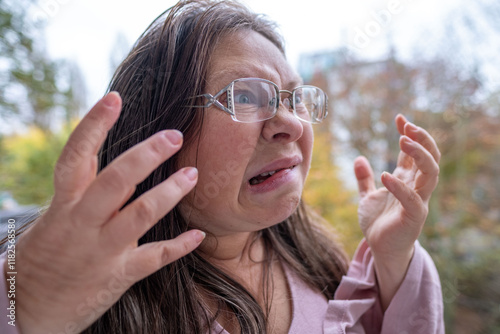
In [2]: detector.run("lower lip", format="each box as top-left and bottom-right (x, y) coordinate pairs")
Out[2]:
(247, 167), (297, 193)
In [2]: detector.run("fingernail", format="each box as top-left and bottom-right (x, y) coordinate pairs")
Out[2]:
(102, 92), (120, 107)
(163, 130), (183, 146)
(183, 167), (198, 181)
(194, 230), (206, 243)
(406, 122), (418, 132)
(382, 172), (394, 192)
(402, 136), (413, 145)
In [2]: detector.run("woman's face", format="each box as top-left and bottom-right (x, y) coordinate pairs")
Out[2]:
(180, 30), (314, 236)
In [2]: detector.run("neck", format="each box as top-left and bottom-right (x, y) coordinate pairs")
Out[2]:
(197, 231), (266, 270)
(197, 231), (274, 316)
(196, 230), (292, 334)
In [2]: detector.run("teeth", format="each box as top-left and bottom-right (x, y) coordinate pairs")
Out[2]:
(258, 166), (294, 178)
(249, 166), (296, 186)
(259, 170), (276, 177)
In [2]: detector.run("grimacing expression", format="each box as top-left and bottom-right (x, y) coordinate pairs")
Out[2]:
(179, 30), (314, 236)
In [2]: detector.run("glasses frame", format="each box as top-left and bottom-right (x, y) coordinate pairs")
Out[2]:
(191, 78), (328, 124)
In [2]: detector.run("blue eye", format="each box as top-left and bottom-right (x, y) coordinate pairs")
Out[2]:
(269, 97), (278, 107)
(237, 94), (251, 104)
(294, 94), (303, 104)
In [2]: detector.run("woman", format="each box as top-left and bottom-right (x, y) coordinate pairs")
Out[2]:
(0, 1), (443, 333)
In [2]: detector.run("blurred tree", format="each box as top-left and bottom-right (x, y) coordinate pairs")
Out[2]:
(0, 0), (86, 207)
(414, 105), (500, 334)
(301, 47), (500, 333)
(302, 70), (362, 257)
(326, 53), (481, 177)
(303, 120), (361, 258)
(0, 0), (85, 131)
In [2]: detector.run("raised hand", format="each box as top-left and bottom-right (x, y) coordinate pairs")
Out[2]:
(9, 92), (205, 334)
(354, 114), (440, 310)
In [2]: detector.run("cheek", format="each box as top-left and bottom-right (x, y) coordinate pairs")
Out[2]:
(179, 144), (243, 219)
(198, 143), (243, 197)
(183, 124), (260, 212)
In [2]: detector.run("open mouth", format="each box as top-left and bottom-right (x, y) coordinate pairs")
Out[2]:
(249, 166), (295, 186)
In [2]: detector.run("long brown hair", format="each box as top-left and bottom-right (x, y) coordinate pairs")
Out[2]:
(41, 1), (350, 332)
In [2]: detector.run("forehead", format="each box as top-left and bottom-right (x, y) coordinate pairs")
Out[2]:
(206, 30), (302, 90)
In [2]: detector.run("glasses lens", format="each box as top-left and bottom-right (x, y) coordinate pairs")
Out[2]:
(232, 80), (277, 122)
(293, 87), (327, 123)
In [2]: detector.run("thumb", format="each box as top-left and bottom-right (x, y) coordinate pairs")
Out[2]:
(354, 156), (376, 198)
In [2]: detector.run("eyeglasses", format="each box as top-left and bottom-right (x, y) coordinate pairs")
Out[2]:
(191, 78), (328, 124)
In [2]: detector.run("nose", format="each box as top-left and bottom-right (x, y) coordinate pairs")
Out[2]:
(282, 96), (292, 110)
(261, 99), (303, 143)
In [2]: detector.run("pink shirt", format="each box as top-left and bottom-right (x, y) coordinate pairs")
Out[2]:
(0, 239), (444, 333)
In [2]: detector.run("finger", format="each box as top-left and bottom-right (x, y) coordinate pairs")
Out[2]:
(100, 167), (198, 250)
(395, 146), (415, 171)
(381, 172), (428, 224)
(76, 130), (184, 225)
(395, 114), (408, 136)
(354, 156), (376, 197)
(393, 114), (414, 170)
(124, 229), (206, 282)
(403, 122), (441, 163)
(53, 92), (122, 199)
(400, 136), (440, 201)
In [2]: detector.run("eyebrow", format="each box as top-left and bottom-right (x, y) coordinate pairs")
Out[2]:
(210, 66), (303, 91)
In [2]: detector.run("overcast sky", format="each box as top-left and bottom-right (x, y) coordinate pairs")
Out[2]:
(36, 0), (462, 109)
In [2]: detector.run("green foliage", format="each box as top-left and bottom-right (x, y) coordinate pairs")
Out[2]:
(0, 124), (73, 205)
(0, 0), (85, 205)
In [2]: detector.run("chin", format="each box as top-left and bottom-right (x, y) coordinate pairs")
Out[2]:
(251, 193), (301, 227)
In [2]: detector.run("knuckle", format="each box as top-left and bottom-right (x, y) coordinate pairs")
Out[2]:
(420, 136), (432, 148)
(413, 150), (423, 163)
(158, 239), (193, 266)
(147, 135), (169, 163)
(100, 166), (128, 192)
(171, 173), (190, 195)
(426, 161), (440, 178)
(181, 239), (192, 255)
(60, 139), (77, 158)
(159, 245), (172, 267)
(436, 150), (442, 163)
(142, 249), (165, 271)
(420, 135), (439, 155)
(133, 197), (157, 223)
(159, 243), (182, 266)
(434, 164), (440, 176)
(58, 142), (83, 167)
(422, 132), (435, 143)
